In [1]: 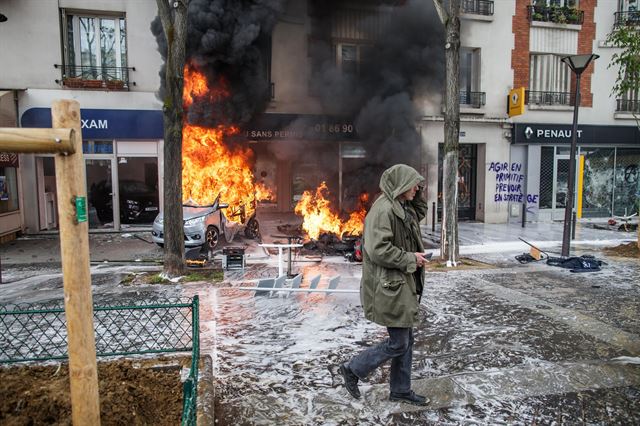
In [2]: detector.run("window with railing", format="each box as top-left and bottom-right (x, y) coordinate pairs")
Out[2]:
(614, 0), (640, 26)
(461, 0), (494, 16)
(58, 9), (132, 90)
(528, 53), (572, 106)
(460, 48), (484, 108)
(617, 88), (640, 113)
(528, 0), (584, 25)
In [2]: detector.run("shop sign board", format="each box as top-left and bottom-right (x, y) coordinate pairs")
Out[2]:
(244, 113), (357, 141)
(21, 108), (164, 139)
(513, 123), (640, 145)
(508, 87), (525, 117)
(0, 152), (19, 167)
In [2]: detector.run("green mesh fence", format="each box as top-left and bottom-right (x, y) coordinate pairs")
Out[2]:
(0, 296), (200, 425)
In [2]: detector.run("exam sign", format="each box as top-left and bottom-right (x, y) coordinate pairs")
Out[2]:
(508, 87), (525, 117)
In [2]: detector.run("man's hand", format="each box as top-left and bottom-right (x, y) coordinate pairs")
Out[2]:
(414, 252), (429, 267)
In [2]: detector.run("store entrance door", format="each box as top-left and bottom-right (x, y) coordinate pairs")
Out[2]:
(86, 159), (116, 229)
(551, 155), (577, 221)
(438, 144), (477, 221)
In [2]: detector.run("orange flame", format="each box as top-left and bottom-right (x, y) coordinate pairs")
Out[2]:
(181, 65), (257, 223)
(294, 182), (367, 240)
(254, 182), (275, 202)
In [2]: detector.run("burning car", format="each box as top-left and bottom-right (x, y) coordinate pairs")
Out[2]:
(152, 195), (228, 250)
(151, 195), (260, 250)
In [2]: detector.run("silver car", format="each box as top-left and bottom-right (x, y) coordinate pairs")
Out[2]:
(151, 197), (229, 250)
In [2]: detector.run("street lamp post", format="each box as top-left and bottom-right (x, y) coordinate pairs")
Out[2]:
(560, 53), (599, 257)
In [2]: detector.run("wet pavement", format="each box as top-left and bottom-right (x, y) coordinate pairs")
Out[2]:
(0, 219), (638, 424)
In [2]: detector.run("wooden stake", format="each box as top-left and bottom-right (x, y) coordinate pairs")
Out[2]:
(52, 100), (101, 425)
(0, 128), (75, 153)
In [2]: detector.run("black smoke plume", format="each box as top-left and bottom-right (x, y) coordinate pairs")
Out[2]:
(308, 0), (444, 197)
(151, 0), (284, 127)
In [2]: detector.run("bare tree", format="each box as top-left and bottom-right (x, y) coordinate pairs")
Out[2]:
(155, 0), (189, 276)
(432, 0), (461, 265)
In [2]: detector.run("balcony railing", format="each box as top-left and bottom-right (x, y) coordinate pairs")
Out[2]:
(527, 5), (584, 25)
(614, 10), (640, 27)
(460, 91), (486, 108)
(616, 99), (640, 113)
(526, 90), (572, 106)
(461, 0), (494, 16)
(54, 64), (135, 90)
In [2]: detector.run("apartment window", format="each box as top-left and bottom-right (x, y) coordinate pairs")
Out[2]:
(619, 0), (638, 12)
(335, 44), (372, 75)
(617, 87), (640, 112)
(528, 54), (572, 105)
(615, 0), (640, 25)
(61, 10), (127, 81)
(460, 48), (484, 107)
(529, 0), (583, 24)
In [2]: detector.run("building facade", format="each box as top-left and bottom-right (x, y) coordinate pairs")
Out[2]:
(0, 0), (638, 236)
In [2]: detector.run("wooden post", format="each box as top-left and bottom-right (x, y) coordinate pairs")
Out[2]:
(52, 100), (101, 425)
(0, 102), (101, 424)
(0, 128), (74, 153)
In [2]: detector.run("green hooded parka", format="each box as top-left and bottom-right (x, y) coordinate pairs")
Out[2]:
(360, 164), (427, 328)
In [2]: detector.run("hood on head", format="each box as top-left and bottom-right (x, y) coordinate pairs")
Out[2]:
(379, 164), (424, 200)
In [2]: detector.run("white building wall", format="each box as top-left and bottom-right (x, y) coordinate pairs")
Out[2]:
(1, 0), (164, 233)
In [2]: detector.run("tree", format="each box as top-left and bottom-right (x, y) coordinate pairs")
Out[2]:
(155, 0), (189, 276)
(606, 23), (640, 249)
(432, 0), (461, 266)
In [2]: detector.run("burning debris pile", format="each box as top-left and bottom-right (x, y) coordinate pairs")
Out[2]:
(294, 182), (368, 240)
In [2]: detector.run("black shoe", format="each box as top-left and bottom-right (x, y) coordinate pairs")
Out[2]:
(339, 363), (361, 399)
(389, 390), (429, 406)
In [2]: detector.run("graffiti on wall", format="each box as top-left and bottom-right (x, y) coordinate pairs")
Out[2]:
(488, 161), (539, 213)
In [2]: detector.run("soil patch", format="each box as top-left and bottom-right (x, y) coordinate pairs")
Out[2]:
(0, 356), (188, 425)
(602, 241), (640, 258)
(121, 269), (225, 285)
(424, 257), (496, 272)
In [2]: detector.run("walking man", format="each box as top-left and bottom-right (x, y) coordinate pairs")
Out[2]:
(340, 164), (429, 405)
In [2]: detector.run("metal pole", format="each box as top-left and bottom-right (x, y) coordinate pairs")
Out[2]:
(522, 201), (527, 228)
(432, 201), (436, 232)
(561, 73), (582, 257)
(572, 211), (577, 240)
(287, 237), (293, 277)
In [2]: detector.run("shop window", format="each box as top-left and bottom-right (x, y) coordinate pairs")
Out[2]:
(613, 148), (640, 216)
(83, 140), (113, 154)
(117, 157), (159, 225)
(0, 167), (19, 213)
(581, 148), (615, 218)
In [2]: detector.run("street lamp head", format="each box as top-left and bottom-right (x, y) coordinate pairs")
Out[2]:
(561, 53), (599, 75)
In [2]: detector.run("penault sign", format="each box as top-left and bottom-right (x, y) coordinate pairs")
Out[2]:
(513, 123), (640, 145)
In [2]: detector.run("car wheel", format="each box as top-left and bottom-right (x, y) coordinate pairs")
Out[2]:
(205, 226), (220, 250)
(244, 217), (260, 239)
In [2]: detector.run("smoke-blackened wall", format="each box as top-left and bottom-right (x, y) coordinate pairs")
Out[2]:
(151, 0), (284, 127)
